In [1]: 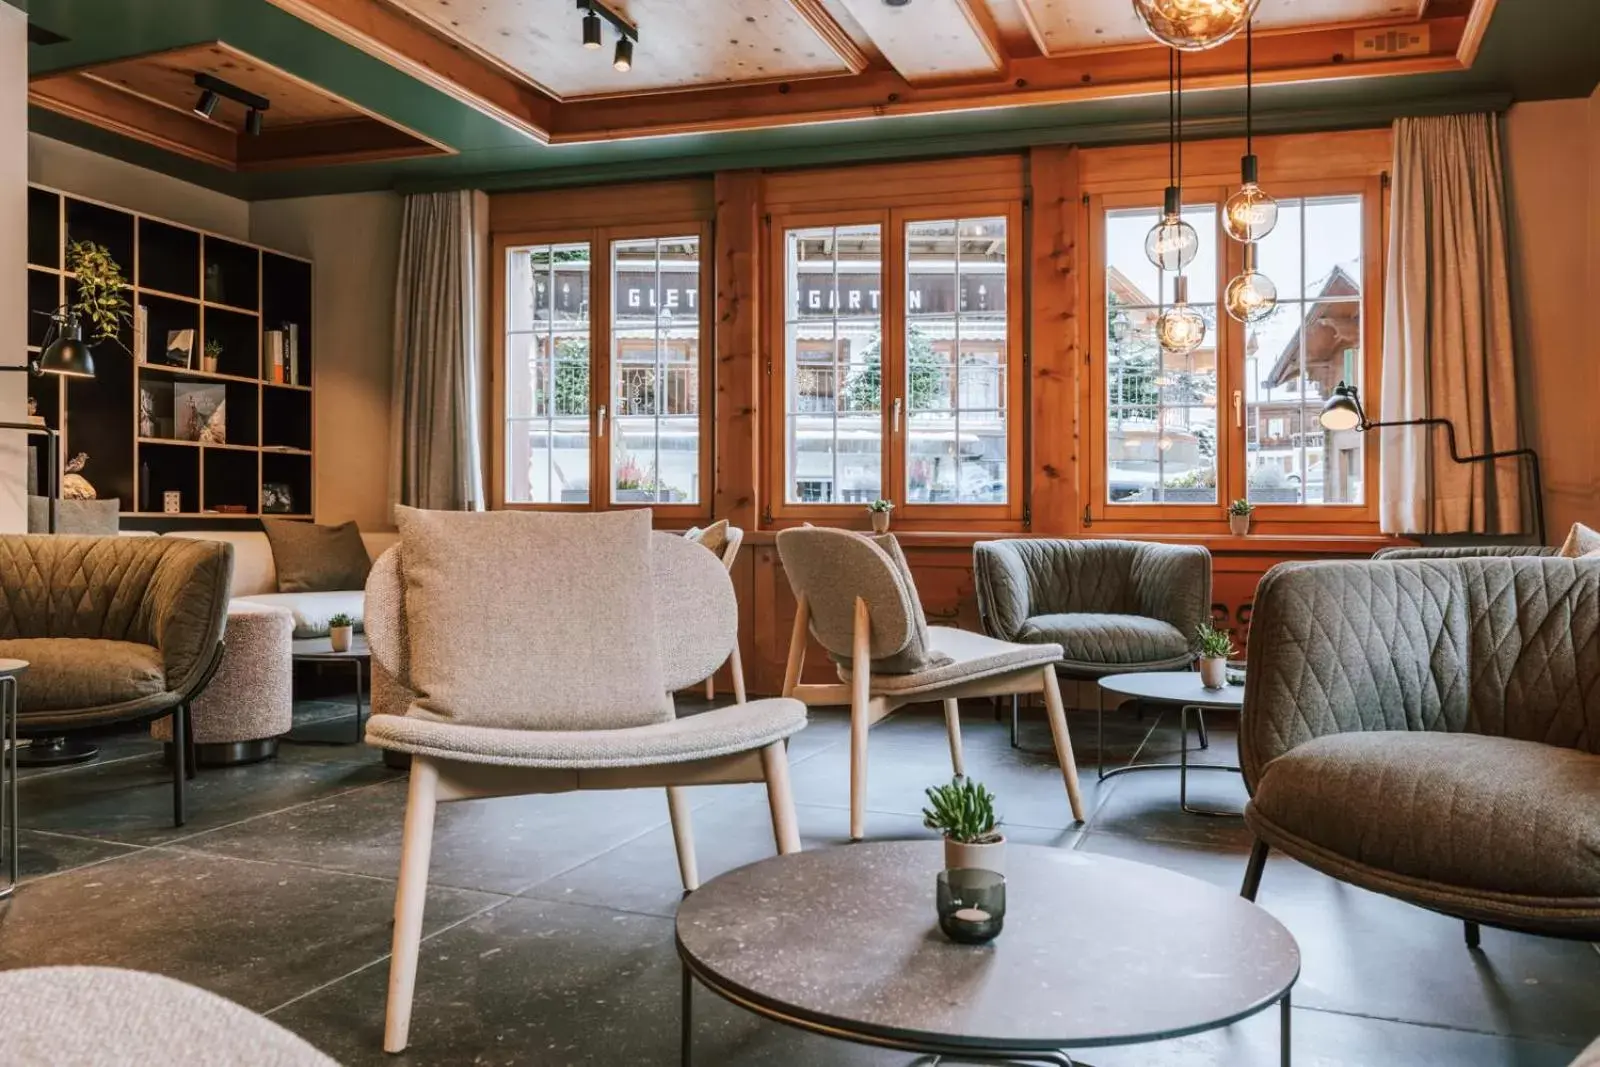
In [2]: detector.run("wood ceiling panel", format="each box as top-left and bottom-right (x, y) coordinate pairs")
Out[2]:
(379, 0), (861, 100)
(1019, 0), (1428, 55)
(835, 0), (1003, 83)
(85, 43), (352, 130)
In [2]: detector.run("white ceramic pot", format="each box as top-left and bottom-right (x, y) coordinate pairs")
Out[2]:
(870, 511), (891, 534)
(1229, 513), (1251, 536)
(329, 625), (353, 653)
(944, 834), (1005, 875)
(1199, 656), (1228, 690)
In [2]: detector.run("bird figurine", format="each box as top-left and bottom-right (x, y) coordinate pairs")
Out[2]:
(62, 452), (97, 500)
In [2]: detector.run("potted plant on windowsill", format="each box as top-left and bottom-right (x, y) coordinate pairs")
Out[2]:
(1228, 498), (1255, 536)
(1196, 621), (1236, 690)
(867, 498), (894, 534)
(202, 339), (222, 374)
(924, 775), (1004, 873)
(328, 613), (354, 654)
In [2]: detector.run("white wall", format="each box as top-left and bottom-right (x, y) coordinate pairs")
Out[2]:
(0, 8), (29, 532)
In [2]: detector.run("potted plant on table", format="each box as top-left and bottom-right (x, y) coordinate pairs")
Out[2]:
(924, 775), (1004, 873)
(328, 613), (354, 654)
(1227, 498), (1255, 536)
(867, 498), (894, 534)
(202, 339), (222, 374)
(1195, 622), (1236, 690)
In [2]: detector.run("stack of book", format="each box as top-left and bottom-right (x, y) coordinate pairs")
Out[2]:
(263, 324), (301, 385)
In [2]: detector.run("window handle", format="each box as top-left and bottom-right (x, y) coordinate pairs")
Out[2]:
(597, 405), (608, 438)
(892, 397), (902, 434)
(1232, 390), (1243, 429)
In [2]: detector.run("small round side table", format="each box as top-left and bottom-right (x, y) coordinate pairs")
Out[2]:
(0, 658), (30, 901)
(1097, 671), (1244, 817)
(292, 634), (371, 743)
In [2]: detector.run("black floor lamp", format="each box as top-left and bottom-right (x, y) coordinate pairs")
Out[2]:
(1, 310), (97, 535)
(1320, 381), (1546, 546)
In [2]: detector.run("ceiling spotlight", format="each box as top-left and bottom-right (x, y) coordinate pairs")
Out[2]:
(192, 73), (270, 135)
(582, 11), (602, 48)
(193, 89), (219, 119)
(245, 107), (264, 136)
(613, 36), (633, 72)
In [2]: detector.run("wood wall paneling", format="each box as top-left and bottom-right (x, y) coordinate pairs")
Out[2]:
(1027, 145), (1081, 535)
(712, 171), (762, 532)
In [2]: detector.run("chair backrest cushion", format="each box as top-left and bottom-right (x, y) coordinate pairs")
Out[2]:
(395, 507), (671, 731)
(1242, 557), (1600, 783)
(0, 535), (208, 643)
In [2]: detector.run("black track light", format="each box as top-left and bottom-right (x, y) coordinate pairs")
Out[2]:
(245, 107), (264, 136)
(193, 89), (219, 119)
(613, 35), (633, 72)
(582, 10), (601, 48)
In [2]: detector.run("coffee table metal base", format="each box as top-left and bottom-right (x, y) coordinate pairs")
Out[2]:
(681, 956), (1290, 1066)
(1094, 683), (1245, 818)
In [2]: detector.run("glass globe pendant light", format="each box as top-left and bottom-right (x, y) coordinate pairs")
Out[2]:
(1222, 21), (1279, 243)
(1157, 275), (1207, 355)
(1225, 243), (1278, 323)
(1133, 0), (1263, 52)
(1146, 51), (1198, 272)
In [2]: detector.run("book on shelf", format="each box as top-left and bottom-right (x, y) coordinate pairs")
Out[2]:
(134, 304), (149, 363)
(286, 323), (300, 386)
(264, 328), (285, 383)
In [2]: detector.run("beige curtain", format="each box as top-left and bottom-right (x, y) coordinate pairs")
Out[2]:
(1380, 114), (1524, 535)
(390, 191), (486, 512)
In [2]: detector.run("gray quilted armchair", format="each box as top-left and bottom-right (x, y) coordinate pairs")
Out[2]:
(973, 539), (1212, 743)
(1240, 556), (1600, 944)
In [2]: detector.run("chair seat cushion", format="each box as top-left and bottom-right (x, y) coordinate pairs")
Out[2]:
(1250, 732), (1600, 900)
(841, 627), (1062, 695)
(365, 697), (806, 769)
(0, 638), (166, 714)
(234, 591), (364, 638)
(1018, 612), (1191, 672)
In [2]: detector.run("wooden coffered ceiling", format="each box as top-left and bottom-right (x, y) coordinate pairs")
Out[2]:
(261, 0), (1496, 145)
(28, 41), (452, 170)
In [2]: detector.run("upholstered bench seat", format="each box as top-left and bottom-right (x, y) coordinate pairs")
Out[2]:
(0, 637), (165, 722)
(1250, 732), (1600, 901)
(367, 697), (807, 769)
(1017, 612), (1191, 672)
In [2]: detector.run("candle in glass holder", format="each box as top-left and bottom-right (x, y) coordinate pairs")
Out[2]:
(937, 869), (1006, 944)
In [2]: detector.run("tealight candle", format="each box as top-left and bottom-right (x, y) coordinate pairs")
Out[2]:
(936, 869), (1006, 944)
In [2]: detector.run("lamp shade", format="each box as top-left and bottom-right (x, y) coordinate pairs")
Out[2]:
(39, 316), (96, 379)
(1319, 382), (1364, 432)
(1132, 0), (1263, 51)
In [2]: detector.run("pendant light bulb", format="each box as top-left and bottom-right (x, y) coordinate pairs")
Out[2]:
(1132, 0), (1263, 51)
(1146, 187), (1199, 273)
(1225, 244), (1279, 324)
(1224, 156), (1278, 243)
(1157, 275), (1207, 355)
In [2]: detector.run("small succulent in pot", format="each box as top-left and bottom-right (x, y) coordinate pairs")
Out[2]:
(923, 775), (1004, 874)
(1195, 621), (1237, 690)
(203, 339), (223, 374)
(328, 612), (355, 653)
(867, 498), (894, 533)
(1227, 497), (1255, 535)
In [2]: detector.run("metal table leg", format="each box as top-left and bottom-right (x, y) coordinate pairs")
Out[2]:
(353, 659), (365, 743)
(1281, 990), (1292, 1066)
(1, 675), (18, 900)
(681, 961), (693, 1067)
(1179, 704), (1244, 817)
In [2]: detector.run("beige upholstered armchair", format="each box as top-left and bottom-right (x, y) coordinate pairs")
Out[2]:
(0, 534), (233, 826)
(777, 527), (1084, 841)
(685, 520), (746, 703)
(1240, 556), (1600, 946)
(363, 510), (806, 1053)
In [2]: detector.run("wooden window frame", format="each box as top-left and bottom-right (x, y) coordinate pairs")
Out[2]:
(763, 200), (1027, 531)
(490, 219), (715, 521)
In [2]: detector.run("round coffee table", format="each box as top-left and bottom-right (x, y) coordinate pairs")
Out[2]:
(1098, 671), (1245, 816)
(291, 634), (370, 743)
(677, 841), (1299, 1066)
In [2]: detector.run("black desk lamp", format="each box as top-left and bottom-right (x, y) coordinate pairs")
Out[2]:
(1319, 381), (1546, 545)
(1, 309), (99, 534)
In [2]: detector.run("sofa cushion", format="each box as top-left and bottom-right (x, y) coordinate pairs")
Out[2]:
(262, 519), (373, 594)
(1559, 522), (1600, 559)
(1018, 613), (1190, 670)
(0, 638), (165, 712)
(684, 519), (730, 557)
(1251, 732), (1600, 899)
(234, 591), (365, 638)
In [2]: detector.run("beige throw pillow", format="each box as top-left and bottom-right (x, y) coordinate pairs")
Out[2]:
(685, 519), (731, 557)
(262, 519), (372, 593)
(1559, 523), (1600, 559)
(395, 507), (671, 731)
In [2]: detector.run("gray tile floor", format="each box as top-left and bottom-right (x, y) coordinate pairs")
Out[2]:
(3, 695), (1596, 1066)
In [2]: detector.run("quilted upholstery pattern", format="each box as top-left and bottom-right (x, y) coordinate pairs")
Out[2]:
(1018, 613), (1191, 671)
(1373, 545), (1558, 561)
(0, 535), (232, 728)
(0, 638), (164, 715)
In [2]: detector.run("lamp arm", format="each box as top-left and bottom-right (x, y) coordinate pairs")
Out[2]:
(1363, 415), (1546, 545)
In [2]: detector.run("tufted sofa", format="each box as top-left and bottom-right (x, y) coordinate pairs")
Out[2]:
(0, 535), (234, 825)
(1240, 556), (1600, 942)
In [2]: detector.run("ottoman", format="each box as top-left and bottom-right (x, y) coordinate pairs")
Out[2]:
(153, 601), (294, 766)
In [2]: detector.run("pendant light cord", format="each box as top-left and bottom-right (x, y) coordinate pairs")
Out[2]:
(1167, 49), (1176, 189)
(1175, 50), (1183, 193)
(1246, 20), (1254, 157)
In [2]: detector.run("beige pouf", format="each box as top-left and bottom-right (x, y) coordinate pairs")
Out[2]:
(153, 600), (294, 765)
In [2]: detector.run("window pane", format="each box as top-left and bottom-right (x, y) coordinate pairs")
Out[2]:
(1104, 206), (1217, 505)
(786, 225), (883, 503)
(905, 216), (1008, 504)
(611, 235), (700, 504)
(505, 243), (591, 503)
(1244, 196), (1364, 506)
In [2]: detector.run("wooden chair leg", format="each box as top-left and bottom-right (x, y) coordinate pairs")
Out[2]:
(1040, 669), (1085, 823)
(942, 698), (966, 778)
(704, 677), (715, 702)
(729, 642), (747, 705)
(385, 757), (439, 1054)
(849, 597), (871, 842)
(666, 786), (700, 892)
(760, 741), (801, 855)
(1241, 839), (1270, 901)
(781, 596), (810, 700)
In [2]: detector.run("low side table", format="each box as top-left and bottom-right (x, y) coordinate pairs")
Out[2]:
(292, 635), (371, 744)
(0, 659), (29, 901)
(1097, 671), (1245, 816)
